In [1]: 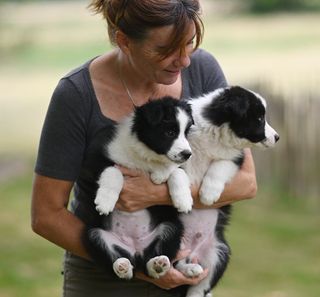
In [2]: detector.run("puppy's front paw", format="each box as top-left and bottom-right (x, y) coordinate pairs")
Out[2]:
(172, 192), (193, 213)
(113, 258), (134, 279)
(94, 190), (117, 215)
(199, 182), (224, 205)
(181, 263), (204, 278)
(150, 172), (169, 184)
(146, 256), (170, 279)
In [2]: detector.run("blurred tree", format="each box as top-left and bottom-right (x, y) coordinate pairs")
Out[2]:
(249, 0), (304, 12)
(229, 0), (320, 13)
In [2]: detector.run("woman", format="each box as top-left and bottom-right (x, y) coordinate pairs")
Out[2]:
(31, 0), (257, 296)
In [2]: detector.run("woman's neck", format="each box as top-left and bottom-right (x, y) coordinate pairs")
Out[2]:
(116, 50), (164, 105)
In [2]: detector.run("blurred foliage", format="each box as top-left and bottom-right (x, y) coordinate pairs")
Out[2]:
(246, 0), (320, 12)
(210, 0), (320, 13)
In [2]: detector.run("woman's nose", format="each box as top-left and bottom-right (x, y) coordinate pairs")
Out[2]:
(174, 52), (191, 68)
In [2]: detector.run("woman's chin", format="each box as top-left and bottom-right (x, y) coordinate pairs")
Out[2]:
(159, 71), (180, 85)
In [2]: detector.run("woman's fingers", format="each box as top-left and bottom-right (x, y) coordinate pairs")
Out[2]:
(135, 266), (208, 290)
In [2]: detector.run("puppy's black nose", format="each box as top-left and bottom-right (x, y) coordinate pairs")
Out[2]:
(275, 134), (280, 142)
(180, 150), (192, 161)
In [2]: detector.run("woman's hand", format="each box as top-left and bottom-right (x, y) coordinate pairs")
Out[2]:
(115, 165), (171, 212)
(135, 250), (209, 290)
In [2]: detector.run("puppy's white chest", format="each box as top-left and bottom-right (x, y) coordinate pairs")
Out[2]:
(183, 150), (211, 185)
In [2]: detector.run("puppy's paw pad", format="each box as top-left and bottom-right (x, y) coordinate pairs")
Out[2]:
(113, 258), (133, 279)
(147, 256), (170, 278)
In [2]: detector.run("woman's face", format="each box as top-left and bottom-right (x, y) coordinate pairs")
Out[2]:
(126, 21), (196, 85)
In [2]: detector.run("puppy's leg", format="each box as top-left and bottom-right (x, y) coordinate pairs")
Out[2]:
(183, 236), (230, 297)
(85, 228), (135, 279)
(94, 166), (123, 215)
(142, 219), (183, 278)
(167, 168), (193, 213)
(200, 160), (239, 205)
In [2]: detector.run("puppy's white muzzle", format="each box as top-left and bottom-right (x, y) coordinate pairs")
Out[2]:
(261, 122), (280, 148)
(167, 136), (192, 164)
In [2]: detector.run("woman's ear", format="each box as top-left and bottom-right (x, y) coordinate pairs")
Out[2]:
(115, 30), (131, 55)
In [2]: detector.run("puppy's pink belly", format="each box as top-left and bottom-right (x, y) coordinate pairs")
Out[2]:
(180, 209), (219, 261)
(110, 210), (156, 253)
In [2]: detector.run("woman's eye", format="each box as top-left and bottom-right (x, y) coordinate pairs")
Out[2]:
(186, 40), (194, 49)
(165, 130), (176, 138)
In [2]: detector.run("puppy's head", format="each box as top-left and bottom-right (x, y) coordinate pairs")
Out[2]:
(204, 86), (279, 148)
(132, 97), (193, 163)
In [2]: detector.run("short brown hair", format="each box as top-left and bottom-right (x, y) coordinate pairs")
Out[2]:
(88, 0), (204, 58)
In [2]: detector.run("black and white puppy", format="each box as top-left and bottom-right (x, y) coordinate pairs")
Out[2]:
(174, 86), (280, 297)
(82, 97), (194, 280)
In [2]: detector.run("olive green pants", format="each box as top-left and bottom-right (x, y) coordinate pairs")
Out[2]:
(62, 252), (182, 297)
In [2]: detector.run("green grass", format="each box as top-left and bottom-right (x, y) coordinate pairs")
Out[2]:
(0, 171), (63, 297)
(0, 169), (319, 297)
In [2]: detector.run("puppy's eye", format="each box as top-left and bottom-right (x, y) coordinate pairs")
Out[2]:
(165, 130), (176, 138)
(257, 117), (264, 122)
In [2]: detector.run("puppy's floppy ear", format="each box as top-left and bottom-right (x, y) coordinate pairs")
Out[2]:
(136, 99), (164, 125)
(224, 86), (250, 119)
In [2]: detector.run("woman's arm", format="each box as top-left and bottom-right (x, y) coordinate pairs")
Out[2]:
(31, 174), (90, 259)
(116, 149), (257, 211)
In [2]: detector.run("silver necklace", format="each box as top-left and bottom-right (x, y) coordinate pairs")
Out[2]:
(118, 59), (137, 108)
